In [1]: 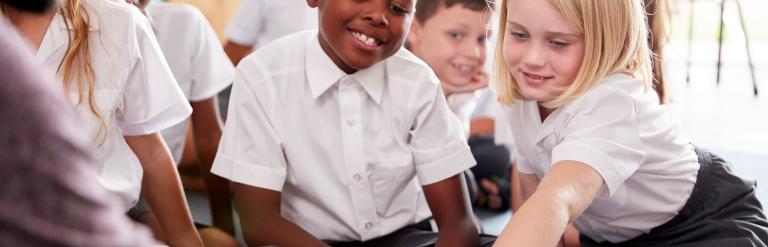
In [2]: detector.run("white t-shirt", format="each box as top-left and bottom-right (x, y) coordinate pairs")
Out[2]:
(504, 73), (700, 243)
(146, 2), (235, 164)
(212, 30), (475, 242)
(225, 0), (317, 48)
(35, 0), (192, 211)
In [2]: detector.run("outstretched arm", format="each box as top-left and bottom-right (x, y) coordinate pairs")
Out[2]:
(423, 174), (480, 247)
(495, 161), (604, 246)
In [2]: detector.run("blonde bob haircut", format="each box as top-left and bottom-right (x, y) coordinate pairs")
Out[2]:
(492, 0), (653, 108)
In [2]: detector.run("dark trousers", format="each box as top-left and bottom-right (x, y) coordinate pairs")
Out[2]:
(328, 219), (496, 247)
(581, 147), (768, 247)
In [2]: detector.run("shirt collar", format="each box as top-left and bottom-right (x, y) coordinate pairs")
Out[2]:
(305, 35), (385, 104)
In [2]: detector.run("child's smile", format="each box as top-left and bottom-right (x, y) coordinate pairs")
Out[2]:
(349, 27), (385, 51)
(309, 0), (414, 74)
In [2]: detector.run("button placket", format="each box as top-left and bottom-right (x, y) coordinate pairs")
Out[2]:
(337, 76), (379, 239)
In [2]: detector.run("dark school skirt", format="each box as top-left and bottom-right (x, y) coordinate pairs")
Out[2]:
(581, 147), (768, 247)
(328, 219), (497, 247)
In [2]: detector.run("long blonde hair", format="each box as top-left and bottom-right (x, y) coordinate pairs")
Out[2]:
(493, 0), (654, 108)
(646, 0), (670, 104)
(2, 0), (106, 142)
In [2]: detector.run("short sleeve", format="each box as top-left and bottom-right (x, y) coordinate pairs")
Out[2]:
(225, 0), (264, 46)
(411, 80), (477, 185)
(551, 86), (646, 197)
(210, 65), (287, 191)
(188, 8), (235, 101)
(118, 10), (191, 136)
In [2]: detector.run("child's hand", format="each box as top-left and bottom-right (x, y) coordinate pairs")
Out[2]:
(441, 69), (489, 96)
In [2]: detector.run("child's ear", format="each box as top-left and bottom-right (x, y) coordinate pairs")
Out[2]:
(307, 0), (320, 8)
(408, 20), (423, 46)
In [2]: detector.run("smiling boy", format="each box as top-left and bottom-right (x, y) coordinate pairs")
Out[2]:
(211, 0), (485, 246)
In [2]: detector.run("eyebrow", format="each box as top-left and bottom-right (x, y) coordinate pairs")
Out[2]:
(506, 20), (581, 38)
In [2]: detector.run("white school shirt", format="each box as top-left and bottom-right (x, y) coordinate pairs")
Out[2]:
(473, 88), (516, 159)
(34, 0), (192, 211)
(212, 30), (476, 242)
(146, 2), (235, 164)
(226, 0), (317, 48)
(446, 92), (477, 135)
(504, 73), (700, 243)
(225, 0), (317, 48)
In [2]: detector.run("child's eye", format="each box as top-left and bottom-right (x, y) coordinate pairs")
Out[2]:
(510, 31), (528, 41)
(549, 40), (570, 48)
(449, 32), (463, 40)
(389, 3), (410, 15)
(477, 35), (487, 44)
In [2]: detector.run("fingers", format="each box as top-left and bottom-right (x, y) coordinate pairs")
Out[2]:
(480, 179), (499, 195)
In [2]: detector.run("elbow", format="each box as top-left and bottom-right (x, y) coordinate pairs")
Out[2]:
(241, 214), (281, 246)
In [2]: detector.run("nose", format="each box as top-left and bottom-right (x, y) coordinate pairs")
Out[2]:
(459, 40), (483, 62)
(362, 4), (389, 27)
(522, 43), (546, 68)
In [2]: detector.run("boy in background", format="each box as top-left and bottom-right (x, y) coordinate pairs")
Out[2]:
(406, 0), (513, 211)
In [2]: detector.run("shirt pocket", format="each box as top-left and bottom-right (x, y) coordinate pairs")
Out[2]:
(368, 162), (417, 215)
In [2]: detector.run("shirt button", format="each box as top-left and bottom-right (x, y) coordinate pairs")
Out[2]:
(346, 118), (357, 126)
(353, 173), (362, 182)
(342, 78), (354, 86)
(364, 222), (374, 231)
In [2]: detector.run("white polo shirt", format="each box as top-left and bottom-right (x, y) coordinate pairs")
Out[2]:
(35, 0), (191, 211)
(212, 30), (476, 242)
(504, 73), (700, 243)
(146, 2), (235, 164)
(225, 0), (317, 48)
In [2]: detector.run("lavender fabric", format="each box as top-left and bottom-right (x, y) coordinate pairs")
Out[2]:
(0, 19), (156, 246)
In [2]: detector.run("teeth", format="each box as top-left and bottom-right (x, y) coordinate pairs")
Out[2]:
(453, 64), (474, 72)
(353, 32), (378, 46)
(527, 73), (545, 79)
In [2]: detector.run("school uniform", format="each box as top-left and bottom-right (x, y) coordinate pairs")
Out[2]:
(225, 0), (317, 48)
(0, 18), (157, 246)
(145, 2), (235, 164)
(212, 30), (475, 243)
(504, 73), (768, 245)
(34, 0), (192, 211)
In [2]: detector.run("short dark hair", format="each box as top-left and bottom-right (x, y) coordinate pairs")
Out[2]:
(414, 0), (494, 23)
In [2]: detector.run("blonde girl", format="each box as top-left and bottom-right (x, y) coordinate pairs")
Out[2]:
(492, 0), (768, 246)
(1, 0), (203, 246)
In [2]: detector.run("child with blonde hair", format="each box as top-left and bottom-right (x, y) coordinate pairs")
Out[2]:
(2, 0), (202, 245)
(492, 0), (768, 246)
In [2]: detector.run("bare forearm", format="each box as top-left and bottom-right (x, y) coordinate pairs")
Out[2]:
(141, 156), (202, 247)
(495, 190), (570, 246)
(495, 162), (603, 246)
(244, 216), (328, 247)
(424, 175), (479, 247)
(126, 134), (202, 247)
(195, 135), (234, 234)
(191, 98), (235, 234)
(435, 218), (479, 247)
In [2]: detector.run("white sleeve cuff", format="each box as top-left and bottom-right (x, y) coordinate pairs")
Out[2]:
(416, 142), (476, 185)
(211, 153), (286, 191)
(552, 142), (634, 197)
